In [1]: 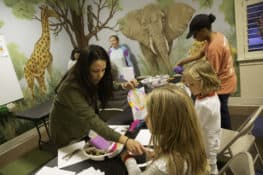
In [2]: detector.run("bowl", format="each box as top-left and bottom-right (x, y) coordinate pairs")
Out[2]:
(82, 142), (124, 161)
(82, 147), (110, 161)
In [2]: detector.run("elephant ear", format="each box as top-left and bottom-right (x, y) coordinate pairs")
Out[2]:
(165, 2), (195, 41)
(118, 9), (148, 46)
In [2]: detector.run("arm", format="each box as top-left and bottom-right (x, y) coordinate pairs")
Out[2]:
(58, 85), (121, 142)
(122, 46), (133, 67)
(59, 84), (143, 154)
(108, 47), (112, 58)
(126, 159), (166, 175)
(176, 41), (206, 66)
(121, 151), (167, 175)
(119, 136), (144, 155)
(176, 52), (204, 66)
(113, 79), (139, 90)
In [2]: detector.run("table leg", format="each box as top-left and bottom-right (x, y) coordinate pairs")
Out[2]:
(34, 121), (42, 148)
(42, 118), (50, 139)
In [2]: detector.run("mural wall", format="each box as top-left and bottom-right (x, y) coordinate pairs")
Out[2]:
(0, 0), (238, 144)
(92, 0), (237, 76)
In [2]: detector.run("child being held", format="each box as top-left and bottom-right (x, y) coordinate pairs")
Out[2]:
(183, 60), (221, 175)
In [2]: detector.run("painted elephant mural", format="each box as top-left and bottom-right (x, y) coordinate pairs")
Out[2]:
(119, 2), (195, 72)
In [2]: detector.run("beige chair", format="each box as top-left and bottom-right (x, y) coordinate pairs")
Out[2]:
(218, 105), (263, 167)
(219, 152), (255, 175)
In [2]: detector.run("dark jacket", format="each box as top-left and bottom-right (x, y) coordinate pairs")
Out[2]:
(49, 73), (121, 147)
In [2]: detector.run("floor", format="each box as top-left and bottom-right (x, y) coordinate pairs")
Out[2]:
(0, 148), (54, 175)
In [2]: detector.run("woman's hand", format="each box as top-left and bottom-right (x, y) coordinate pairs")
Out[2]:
(175, 41), (207, 67)
(125, 138), (144, 155)
(119, 135), (144, 155)
(175, 60), (184, 67)
(121, 79), (139, 90)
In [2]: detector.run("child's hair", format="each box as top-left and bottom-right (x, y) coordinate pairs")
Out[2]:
(146, 84), (208, 175)
(70, 47), (81, 61)
(183, 60), (220, 95)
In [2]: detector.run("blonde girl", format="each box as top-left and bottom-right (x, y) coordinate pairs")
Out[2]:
(183, 60), (221, 175)
(121, 84), (209, 175)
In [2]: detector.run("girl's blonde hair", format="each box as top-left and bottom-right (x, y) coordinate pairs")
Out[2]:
(183, 60), (220, 95)
(146, 84), (208, 175)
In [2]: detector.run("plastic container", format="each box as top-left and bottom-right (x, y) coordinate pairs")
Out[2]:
(127, 87), (147, 120)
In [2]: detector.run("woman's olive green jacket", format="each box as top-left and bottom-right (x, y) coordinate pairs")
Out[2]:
(49, 74), (121, 147)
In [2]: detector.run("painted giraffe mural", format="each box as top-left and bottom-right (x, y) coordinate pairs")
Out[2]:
(24, 5), (58, 99)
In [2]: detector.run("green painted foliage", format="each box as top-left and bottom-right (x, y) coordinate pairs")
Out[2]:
(0, 114), (16, 144)
(106, 0), (122, 11)
(193, 0), (214, 9)
(0, 20), (4, 28)
(3, 0), (78, 19)
(220, 0), (235, 26)
(7, 43), (27, 80)
(156, 0), (174, 9)
(3, 0), (40, 19)
(64, 0), (80, 12)
(3, 0), (17, 6)
(4, 0), (42, 7)
(47, 0), (80, 14)
(15, 68), (62, 112)
(12, 1), (36, 19)
(29, 0), (43, 4)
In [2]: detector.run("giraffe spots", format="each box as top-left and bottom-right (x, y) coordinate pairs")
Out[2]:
(24, 5), (55, 98)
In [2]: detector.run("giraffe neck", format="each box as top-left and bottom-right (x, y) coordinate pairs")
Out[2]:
(41, 11), (50, 45)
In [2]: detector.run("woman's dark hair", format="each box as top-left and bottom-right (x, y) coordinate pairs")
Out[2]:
(70, 47), (81, 61)
(109, 35), (119, 42)
(206, 14), (216, 30)
(57, 45), (113, 108)
(186, 13), (216, 38)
